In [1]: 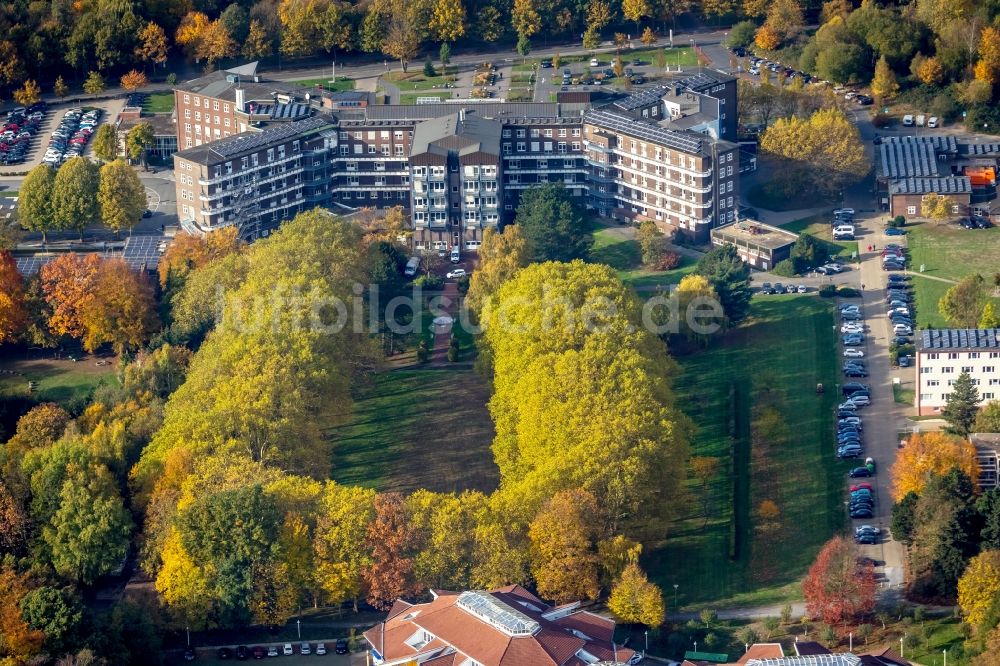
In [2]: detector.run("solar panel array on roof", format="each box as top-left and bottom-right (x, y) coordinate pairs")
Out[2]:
(363, 102), (564, 121)
(879, 139), (938, 178)
(613, 84), (670, 111)
(676, 72), (728, 90)
(14, 255), (54, 276)
(967, 142), (1000, 155)
(746, 656), (861, 666)
(920, 328), (1000, 350)
(584, 108), (705, 155)
(254, 102), (312, 120)
(205, 116), (330, 159)
(122, 235), (168, 270)
(888, 176), (972, 195)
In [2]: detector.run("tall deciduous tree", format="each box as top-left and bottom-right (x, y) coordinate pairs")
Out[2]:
(429, 0), (465, 43)
(515, 183), (592, 262)
(0, 563), (45, 662)
(529, 489), (601, 604)
(52, 157), (101, 239)
(922, 192), (956, 221)
(942, 371), (981, 437)
(120, 69), (148, 93)
(383, 9), (419, 72)
(511, 0), (540, 44)
(0, 250), (26, 343)
(83, 71), (106, 95)
(53, 76), (70, 98)
(803, 536), (877, 626)
(98, 159), (147, 235)
(43, 464), (133, 585)
(980, 301), (1000, 329)
(40, 253), (103, 339)
(939, 274), (987, 328)
(466, 225), (530, 315)
(92, 124), (120, 163)
(976, 400), (1000, 434)
(158, 227), (242, 292)
(243, 20), (273, 59)
(760, 108), (869, 198)
(890, 432), (979, 501)
(314, 483), (376, 611)
(19, 164), (57, 243)
(623, 0), (651, 31)
(958, 550), (1000, 629)
(13, 80), (41, 106)
(608, 563), (665, 626)
(364, 492), (415, 610)
(77, 258), (159, 353)
(126, 122), (155, 170)
(871, 55), (900, 103)
(136, 21), (169, 67)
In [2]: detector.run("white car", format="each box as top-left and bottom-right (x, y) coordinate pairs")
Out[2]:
(796, 285), (808, 293)
(843, 349), (865, 358)
(446, 268), (467, 279)
(893, 323), (913, 335)
(315, 643), (327, 655)
(283, 643), (294, 656)
(300, 643), (311, 655)
(848, 394), (871, 406)
(267, 646), (279, 657)
(589, 58), (600, 67)
(841, 324), (864, 334)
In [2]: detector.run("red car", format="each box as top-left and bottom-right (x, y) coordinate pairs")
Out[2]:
(252, 646), (265, 659)
(851, 483), (873, 492)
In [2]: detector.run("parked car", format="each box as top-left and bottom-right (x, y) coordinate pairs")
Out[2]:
(267, 646), (278, 657)
(252, 646), (265, 659)
(446, 268), (467, 279)
(856, 532), (877, 544)
(842, 382), (870, 396)
(236, 646), (249, 660)
(893, 323), (914, 335)
(846, 395), (871, 407)
(300, 643), (311, 655)
(184, 648), (196, 661)
(843, 335), (865, 346)
(335, 639), (348, 654)
(843, 348), (865, 358)
(773, 283), (787, 294)
(282, 644), (293, 656)
(760, 282), (773, 294)
(851, 507), (874, 518)
(885, 227), (905, 236)
(316, 643), (328, 655)
(849, 466), (872, 478)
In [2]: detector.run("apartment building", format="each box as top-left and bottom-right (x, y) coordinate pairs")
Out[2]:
(915, 328), (1000, 415)
(173, 116), (338, 238)
(173, 67), (740, 245)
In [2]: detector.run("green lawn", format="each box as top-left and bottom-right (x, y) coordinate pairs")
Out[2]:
(290, 77), (356, 93)
(644, 296), (843, 608)
(141, 92), (175, 113)
(624, 46), (697, 68)
(400, 92), (457, 105)
(906, 221), (1000, 282)
(326, 368), (498, 495)
(590, 226), (699, 289)
(893, 383), (915, 405)
(782, 213), (859, 262)
(0, 358), (115, 406)
(0, 190), (19, 198)
(384, 71), (455, 92)
(747, 181), (837, 212)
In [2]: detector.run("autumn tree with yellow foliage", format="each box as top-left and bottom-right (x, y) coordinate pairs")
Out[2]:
(529, 489), (601, 604)
(465, 225), (531, 315)
(891, 432), (979, 502)
(760, 108), (869, 198)
(974, 27), (1000, 86)
(958, 550), (1000, 631)
(608, 562), (665, 626)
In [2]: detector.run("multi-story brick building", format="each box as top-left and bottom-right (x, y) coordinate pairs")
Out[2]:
(173, 67), (741, 245)
(915, 328), (1000, 415)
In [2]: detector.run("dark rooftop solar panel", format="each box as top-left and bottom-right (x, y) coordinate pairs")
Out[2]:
(15, 255), (54, 276)
(122, 235), (168, 270)
(584, 108), (705, 154)
(205, 116), (329, 158)
(920, 328), (1000, 350)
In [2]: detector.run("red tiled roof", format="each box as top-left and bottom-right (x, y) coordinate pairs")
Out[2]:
(737, 644), (784, 663)
(363, 588), (631, 666)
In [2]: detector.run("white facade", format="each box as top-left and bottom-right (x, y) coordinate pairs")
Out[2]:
(915, 346), (1000, 415)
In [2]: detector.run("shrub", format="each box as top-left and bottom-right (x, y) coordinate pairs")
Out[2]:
(837, 286), (861, 297)
(871, 114), (893, 129)
(651, 251), (682, 271)
(446, 346), (458, 362)
(414, 274), (444, 290)
(889, 215), (906, 227)
(423, 59), (437, 77)
(456, 275), (470, 294)
(819, 284), (837, 298)
(772, 258), (798, 277)
(416, 340), (430, 363)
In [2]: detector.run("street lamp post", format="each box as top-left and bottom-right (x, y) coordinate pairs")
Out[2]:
(297, 619), (301, 639)
(673, 584), (679, 609)
(900, 636), (905, 658)
(644, 631), (649, 652)
(186, 626), (190, 647)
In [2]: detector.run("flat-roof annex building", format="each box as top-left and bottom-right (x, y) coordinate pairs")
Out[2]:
(172, 67), (741, 247)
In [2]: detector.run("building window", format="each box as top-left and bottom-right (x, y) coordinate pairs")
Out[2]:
(920, 393), (933, 401)
(962, 366), (974, 373)
(942, 366), (954, 373)
(927, 379), (940, 386)
(368, 145), (376, 154)
(907, 205), (917, 215)
(502, 129), (511, 138)
(194, 96), (200, 107)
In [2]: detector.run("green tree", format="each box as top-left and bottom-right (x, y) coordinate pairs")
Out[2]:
(726, 20), (757, 50)
(19, 165), (57, 243)
(428, 0), (465, 43)
(637, 219), (666, 265)
(695, 243), (752, 324)
(125, 122), (155, 171)
(19, 587), (84, 656)
(314, 483), (376, 612)
(608, 562), (665, 626)
(939, 274), (987, 328)
(439, 42), (451, 67)
(511, 0), (540, 44)
(92, 124), (120, 163)
(52, 157), (101, 239)
(515, 183), (592, 262)
(53, 75), (69, 98)
(83, 70), (106, 95)
(942, 371), (980, 437)
(44, 464), (133, 585)
(98, 159), (147, 235)
(976, 401), (1000, 435)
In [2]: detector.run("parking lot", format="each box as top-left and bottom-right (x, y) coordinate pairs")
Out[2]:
(12, 97), (123, 171)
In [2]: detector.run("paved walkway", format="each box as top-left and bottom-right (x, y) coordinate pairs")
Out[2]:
(429, 282), (460, 367)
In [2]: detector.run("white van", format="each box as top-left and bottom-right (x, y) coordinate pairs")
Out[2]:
(833, 224), (856, 236)
(916, 114), (926, 127)
(404, 256), (420, 277)
(902, 114), (914, 127)
(450, 247), (461, 263)
(927, 116), (939, 128)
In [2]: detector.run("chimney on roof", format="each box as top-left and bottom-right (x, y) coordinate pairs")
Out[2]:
(459, 108), (466, 122)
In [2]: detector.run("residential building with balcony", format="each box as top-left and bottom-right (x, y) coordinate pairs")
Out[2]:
(915, 328), (1000, 415)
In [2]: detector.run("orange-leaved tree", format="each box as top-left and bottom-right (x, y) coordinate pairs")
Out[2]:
(363, 492), (415, 610)
(891, 432), (979, 502)
(77, 258), (159, 353)
(158, 227), (242, 290)
(0, 250), (26, 343)
(39, 252), (102, 339)
(803, 536), (877, 626)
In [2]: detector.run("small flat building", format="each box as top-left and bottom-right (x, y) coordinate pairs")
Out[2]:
(971, 433), (1000, 491)
(887, 176), (971, 218)
(710, 220), (797, 271)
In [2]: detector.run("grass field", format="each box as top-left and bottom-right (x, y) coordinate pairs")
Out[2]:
(906, 221), (1000, 282)
(590, 226), (698, 289)
(384, 71), (456, 92)
(291, 77), (356, 93)
(644, 296), (843, 608)
(782, 213), (859, 262)
(327, 368), (498, 495)
(141, 92), (175, 113)
(0, 357), (115, 406)
(747, 181), (837, 212)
